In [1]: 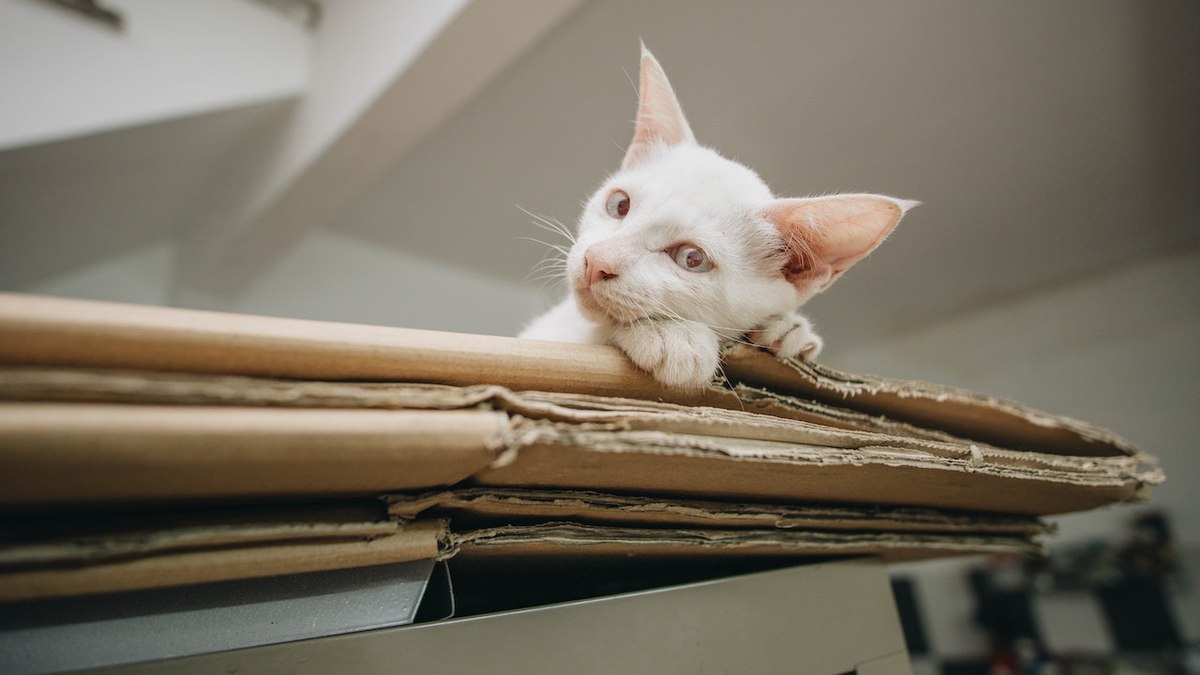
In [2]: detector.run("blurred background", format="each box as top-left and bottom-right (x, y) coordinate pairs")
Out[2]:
(1, 0), (1198, 671)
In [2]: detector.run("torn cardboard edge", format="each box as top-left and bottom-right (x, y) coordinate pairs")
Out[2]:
(0, 292), (1138, 458)
(440, 522), (1043, 564)
(0, 520), (444, 603)
(477, 423), (1151, 516)
(0, 384), (1158, 513)
(384, 487), (1048, 535)
(0, 368), (1150, 476)
(0, 391), (1157, 515)
(0, 366), (972, 447)
(723, 346), (1138, 457)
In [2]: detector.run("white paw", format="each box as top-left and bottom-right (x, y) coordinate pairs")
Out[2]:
(612, 321), (721, 389)
(750, 311), (823, 361)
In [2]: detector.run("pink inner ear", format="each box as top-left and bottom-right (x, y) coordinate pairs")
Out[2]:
(769, 195), (909, 285)
(622, 49), (696, 170)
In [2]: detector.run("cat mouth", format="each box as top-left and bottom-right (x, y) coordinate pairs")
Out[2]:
(575, 283), (646, 325)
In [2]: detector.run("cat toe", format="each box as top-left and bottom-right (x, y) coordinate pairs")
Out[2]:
(777, 329), (823, 361)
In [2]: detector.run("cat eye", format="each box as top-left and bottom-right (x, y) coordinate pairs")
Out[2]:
(606, 190), (631, 219)
(670, 244), (713, 273)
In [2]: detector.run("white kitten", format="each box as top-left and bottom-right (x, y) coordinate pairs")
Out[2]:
(521, 46), (916, 389)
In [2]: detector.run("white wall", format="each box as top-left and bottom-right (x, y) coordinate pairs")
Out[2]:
(845, 247), (1200, 659)
(231, 228), (554, 336)
(0, 0), (308, 150)
(20, 239), (176, 307)
(829, 246), (1200, 547)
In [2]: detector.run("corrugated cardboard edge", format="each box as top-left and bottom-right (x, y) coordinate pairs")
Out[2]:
(0, 520), (402, 568)
(0, 293), (1140, 459)
(0, 367), (1149, 473)
(481, 423), (1154, 516)
(0, 366), (972, 446)
(384, 487), (1048, 535)
(723, 345), (1139, 458)
(0, 520), (444, 603)
(440, 522), (1042, 564)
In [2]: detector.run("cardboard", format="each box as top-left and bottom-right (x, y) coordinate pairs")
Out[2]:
(0, 292), (1142, 456)
(441, 522), (1041, 564)
(0, 403), (507, 505)
(0, 370), (1157, 514)
(723, 346), (1139, 457)
(0, 520), (443, 602)
(384, 487), (1047, 535)
(0, 378), (1157, 515)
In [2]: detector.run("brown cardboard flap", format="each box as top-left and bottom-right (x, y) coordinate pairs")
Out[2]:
(0, 366), (973, 447)
(480, 420), (1151, 516)
(0, 520), (443, 602)
(0, 375), (1158, 514)
(0, 514), (403, 566)
(0, 404), (508, 506)
(723, 346), (1137, 457)
(443, 522), (1041, 564)
(385, 488), (1047, 535)
(0, 293), (1139, 459)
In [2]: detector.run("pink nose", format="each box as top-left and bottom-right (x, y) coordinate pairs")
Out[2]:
(584, 247), (618, 287)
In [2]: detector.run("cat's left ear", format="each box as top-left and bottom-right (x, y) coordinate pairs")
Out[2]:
(622, 45), (697, 170)
(768, 194), (918, 291)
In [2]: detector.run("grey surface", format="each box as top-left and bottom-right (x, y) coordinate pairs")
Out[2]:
(0, 559), (435, 675)
(107, 558), (910, 675)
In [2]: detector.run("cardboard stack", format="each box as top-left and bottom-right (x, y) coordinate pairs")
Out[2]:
(0, 292), (1162, 603)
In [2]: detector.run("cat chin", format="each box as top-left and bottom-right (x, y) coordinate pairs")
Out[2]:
(572, 287), (614, 324)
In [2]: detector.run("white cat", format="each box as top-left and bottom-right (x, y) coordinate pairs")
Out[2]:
(521, 46), (917, 389)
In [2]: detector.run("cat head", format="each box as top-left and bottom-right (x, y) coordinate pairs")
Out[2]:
(567, 46), (916, 334)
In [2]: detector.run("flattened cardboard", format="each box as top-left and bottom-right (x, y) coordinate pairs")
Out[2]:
(0, 520), (443, 602)
(723, 346), (1138, 457)
(385, 487), (1047, 535)
(0, 404), (507, 506)
(0, 373), (1157, 514)
(441, 522), (1041, 564)
(0, 292), (1140, 458)
(478, 421), (1144, 515)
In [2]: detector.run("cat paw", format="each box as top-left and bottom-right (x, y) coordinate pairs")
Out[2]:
(612, 320), (721, 389)
(749, 311), (823, 361)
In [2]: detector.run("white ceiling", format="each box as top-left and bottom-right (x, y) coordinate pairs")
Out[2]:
(1, 0), (1197, 348)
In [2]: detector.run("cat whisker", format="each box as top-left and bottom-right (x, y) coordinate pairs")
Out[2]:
(517, 206), (576, 244)
(516, 236), (570, 256)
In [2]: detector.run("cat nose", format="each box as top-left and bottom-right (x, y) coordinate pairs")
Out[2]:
(584, 247), (618, 286)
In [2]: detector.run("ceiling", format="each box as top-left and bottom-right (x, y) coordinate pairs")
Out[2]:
(1, 0), (1197, 349)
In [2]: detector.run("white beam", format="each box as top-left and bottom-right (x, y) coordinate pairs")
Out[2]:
(179, 0), (585, 298)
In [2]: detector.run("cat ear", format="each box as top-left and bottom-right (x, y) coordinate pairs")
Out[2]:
(768, 194), (918, 290)
(622, 45), (697, 170)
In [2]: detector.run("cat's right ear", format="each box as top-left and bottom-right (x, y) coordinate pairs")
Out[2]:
(768, 194), (918, 292)
(622, 45), (697, 170)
